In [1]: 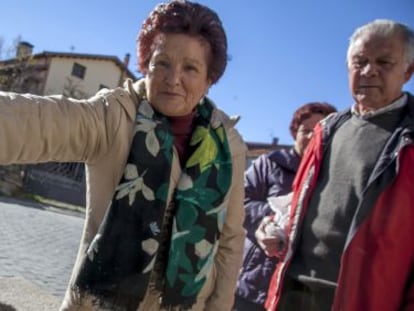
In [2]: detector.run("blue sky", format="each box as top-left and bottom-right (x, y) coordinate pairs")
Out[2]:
(1, 0), (413, 144)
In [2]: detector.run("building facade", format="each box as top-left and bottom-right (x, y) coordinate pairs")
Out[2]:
(0, 41), (136, 96)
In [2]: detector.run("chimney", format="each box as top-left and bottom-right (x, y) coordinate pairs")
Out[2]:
(16, 41), (34, 58)
(118, 53), (131, 87)
(123, 53), (130, 68)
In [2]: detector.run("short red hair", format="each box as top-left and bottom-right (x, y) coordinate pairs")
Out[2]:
(289, 102), (337, 139)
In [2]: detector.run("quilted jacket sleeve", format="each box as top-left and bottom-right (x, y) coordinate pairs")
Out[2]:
(205, 125), (247, 311)
(0, 88), (136, 165)
(243, 154), (275, 241)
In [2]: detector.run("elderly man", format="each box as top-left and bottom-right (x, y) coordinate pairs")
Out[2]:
(259, 19), (414, 311)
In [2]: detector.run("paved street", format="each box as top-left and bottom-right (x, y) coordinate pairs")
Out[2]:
(0, 197), (84, 300)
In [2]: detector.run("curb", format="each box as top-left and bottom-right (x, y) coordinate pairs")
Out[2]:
(0, 195), (84, 218)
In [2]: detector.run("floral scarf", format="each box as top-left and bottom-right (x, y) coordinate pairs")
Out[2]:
(74, 97), (232, 310)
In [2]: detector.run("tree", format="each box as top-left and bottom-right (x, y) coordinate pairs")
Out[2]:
(0, 37), (4, 60)
(0, 36), (27, 61)
(0, 36), (43, 94)
(62, 77), (89, 99)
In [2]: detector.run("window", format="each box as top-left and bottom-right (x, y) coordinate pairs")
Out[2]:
(99, 84), (109, 90)
(71, 62), (86, 79)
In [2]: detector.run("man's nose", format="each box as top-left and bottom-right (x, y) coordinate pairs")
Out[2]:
(361, 62), (378, 76)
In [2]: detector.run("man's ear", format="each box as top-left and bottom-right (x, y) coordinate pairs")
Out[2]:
(404, 62), (414, 82)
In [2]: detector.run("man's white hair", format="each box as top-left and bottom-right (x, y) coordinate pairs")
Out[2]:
(347, 19), (414, 68)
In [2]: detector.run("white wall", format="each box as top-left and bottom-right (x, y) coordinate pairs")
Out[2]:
(44, 57), (123, 97)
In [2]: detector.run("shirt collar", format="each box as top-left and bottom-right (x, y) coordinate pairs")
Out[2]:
(351, 93), (407, 119)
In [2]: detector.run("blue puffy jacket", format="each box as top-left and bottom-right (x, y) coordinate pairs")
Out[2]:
(235, 148), (300, 305)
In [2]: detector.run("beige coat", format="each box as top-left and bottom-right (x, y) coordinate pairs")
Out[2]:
(0, 79), (247, 311)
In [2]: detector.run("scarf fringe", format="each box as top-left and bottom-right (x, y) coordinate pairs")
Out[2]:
(73, 285), (143, 311)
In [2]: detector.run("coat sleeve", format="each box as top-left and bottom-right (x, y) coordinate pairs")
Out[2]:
(205, 129), (247, 311)
(0, 88), (135, 165)
(243, 154), (274, 241)
(332, 147), (414, 311)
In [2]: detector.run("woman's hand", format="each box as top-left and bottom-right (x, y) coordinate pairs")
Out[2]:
(255, 216), (286, 257)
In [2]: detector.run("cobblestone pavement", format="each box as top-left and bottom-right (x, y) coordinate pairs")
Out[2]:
(0, 198), (84, 299)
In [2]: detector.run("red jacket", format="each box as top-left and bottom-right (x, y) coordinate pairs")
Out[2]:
(266, 94), (414, 311)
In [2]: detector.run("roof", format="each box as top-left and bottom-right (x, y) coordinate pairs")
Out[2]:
(245, 141), (292, 158)
(19, 41), (34, 48)
(0, 51), (137, 80)
(245, 140), (290, 149)
(39, 51), (137, 80)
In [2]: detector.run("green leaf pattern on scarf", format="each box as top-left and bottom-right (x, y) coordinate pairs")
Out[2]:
(162, 100), (232, 302)
(187, 126), (218, 172)
(115, 164), (155, 205)
(112, 98), (232, 306)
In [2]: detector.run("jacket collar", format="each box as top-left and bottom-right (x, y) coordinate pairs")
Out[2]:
(321, 91), (414, 144)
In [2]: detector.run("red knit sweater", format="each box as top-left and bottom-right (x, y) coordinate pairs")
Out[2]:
(168, 112), (195, 167)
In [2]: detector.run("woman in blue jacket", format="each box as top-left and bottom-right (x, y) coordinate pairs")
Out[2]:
(233, 102), (336, 311)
